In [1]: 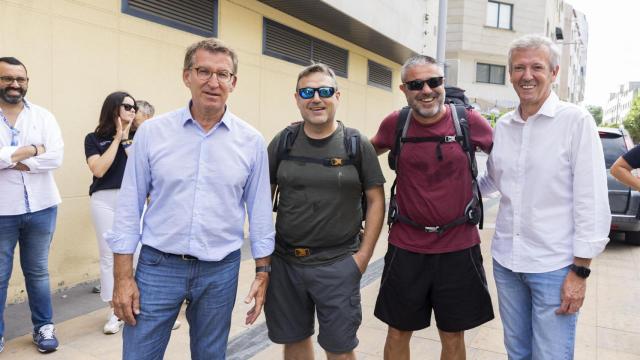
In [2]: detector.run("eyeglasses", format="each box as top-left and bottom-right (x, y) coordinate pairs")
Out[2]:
(404, 77), (444, 91)
(0, 76), (29, 86)
(297, 87), (336, 100)
(192, 67), (234, 83)
(121, 103), (138, 113)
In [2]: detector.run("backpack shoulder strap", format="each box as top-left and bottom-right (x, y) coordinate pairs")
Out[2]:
(388, 107), (412, 171)
(272, 122), (302, 211)
(449, 104), (477, 178)
(342, 124), (363, 181)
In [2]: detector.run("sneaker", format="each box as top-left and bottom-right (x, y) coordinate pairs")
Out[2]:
(92, 285), (101, 294)
(0, 336), (4, 353)
(103, 311), (124, 335)
(172, 320), (181, 330)
(32, 324), (58, 353)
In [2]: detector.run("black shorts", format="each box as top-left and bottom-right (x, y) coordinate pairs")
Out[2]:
(374, 243), (494, 332)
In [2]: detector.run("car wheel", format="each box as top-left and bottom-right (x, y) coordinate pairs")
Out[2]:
(625, 231), (640, 245)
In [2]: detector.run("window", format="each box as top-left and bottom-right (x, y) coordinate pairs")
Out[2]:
(263, 18), (349, 77)
(486, 1), (513, 30)
(476, 63), (506, 85)
(367, 60), (392, 90)
(122, 0), (217, 37)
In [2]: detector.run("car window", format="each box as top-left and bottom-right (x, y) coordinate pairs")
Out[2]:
(601, 136), (627, 169)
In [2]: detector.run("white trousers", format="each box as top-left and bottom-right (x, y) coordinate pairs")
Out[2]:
(90, 189), (141, 302)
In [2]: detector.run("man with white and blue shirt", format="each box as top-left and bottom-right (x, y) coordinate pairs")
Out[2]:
(106, 38), (275, 359)
(0, 57), (64, 354)
(479, 35), (610, 359)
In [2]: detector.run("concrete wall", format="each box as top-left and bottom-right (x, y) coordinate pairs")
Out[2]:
(323, 0), (436, 56)
(1, 0), (410, 303)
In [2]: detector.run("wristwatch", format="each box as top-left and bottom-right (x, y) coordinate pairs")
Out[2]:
(255, 265), (272, 273)
(569, 264), (591, 278)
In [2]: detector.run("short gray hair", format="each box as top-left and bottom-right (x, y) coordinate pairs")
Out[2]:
(136, 100), (155, 117)
(400, 55), (441, 82)
(183, 38), (238, 74)
(296, 63), (338, 89)
(508, 34), (560, 71)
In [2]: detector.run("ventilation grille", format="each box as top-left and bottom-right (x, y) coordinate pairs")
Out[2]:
(125, 0), (217, 36)
(264, 18), (348, 77)
(368, 60), (392, 90)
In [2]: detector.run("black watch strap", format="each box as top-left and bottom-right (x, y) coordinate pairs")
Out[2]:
(569, 264), (591, 278)
(255, 265), (271, 273)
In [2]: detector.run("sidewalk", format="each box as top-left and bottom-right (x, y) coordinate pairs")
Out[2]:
(3, 202), (640, 359)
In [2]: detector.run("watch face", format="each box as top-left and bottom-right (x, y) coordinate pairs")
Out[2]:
(571, 264), (590, 278)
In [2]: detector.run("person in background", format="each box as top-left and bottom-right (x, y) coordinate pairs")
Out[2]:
(0, 56), (64, 353)
(133, 100), (154, 130)
(85, 91), (136, 334)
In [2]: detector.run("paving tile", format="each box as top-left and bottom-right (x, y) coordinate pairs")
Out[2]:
(597, 348), (640, 360)
(597, 327), (640, 355)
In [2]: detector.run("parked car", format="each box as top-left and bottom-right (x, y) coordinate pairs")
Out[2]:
(599, 127), (640, 245)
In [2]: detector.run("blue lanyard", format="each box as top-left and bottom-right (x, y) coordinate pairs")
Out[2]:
(1, 111), (19, 146)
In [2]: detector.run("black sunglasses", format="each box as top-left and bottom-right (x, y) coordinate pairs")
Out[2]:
(297, 87), (336, 99)
(404, 77), (444, 91)
(121, 103), (138, 112)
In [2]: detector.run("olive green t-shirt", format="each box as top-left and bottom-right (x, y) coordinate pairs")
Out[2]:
(268, 122), (385, 265)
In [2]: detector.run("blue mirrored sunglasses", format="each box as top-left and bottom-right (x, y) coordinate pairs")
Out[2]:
(297, 87), (336, 99)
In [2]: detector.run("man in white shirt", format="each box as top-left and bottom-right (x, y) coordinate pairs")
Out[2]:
(0, 57), (64, 354)
(479, 35), (610, 359)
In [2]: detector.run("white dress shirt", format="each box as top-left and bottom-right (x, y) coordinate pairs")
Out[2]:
(479, 92), (610, 273)
(0, 100), (64, 215)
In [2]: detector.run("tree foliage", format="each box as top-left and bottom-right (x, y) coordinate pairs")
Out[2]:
(586, 105), (603, 125)
(624, 96), (640, 143)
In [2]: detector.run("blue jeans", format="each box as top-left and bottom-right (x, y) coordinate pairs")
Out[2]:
(0, 206), (57, 337)
(123, 245), (241, 360)
(493, 259), (578, 360)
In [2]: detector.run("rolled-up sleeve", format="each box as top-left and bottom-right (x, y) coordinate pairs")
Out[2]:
(0, 145), (18, 168)
(571, 113), (611, 258)
(22, 112), (64, 173)
(243, 136), (275, 259)
(105, 127), (151, 254)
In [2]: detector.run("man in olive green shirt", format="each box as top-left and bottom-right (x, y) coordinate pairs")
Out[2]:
(265, 63), (385, 360)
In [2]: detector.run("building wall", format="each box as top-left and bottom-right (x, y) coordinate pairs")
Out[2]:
(604, 82), (640, 125)
(446, 0), (586, 112)
(0, 0), (412, 303)
(322, 0), (436, 56)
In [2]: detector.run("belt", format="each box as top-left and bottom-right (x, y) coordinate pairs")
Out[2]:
(145, 246), (199, 261)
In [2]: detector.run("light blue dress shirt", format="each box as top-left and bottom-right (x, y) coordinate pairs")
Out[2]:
(106, 104), (275, 261)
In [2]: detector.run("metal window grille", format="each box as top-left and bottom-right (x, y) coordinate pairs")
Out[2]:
(263, 18), (349, 77)
(122, 0), (217, 37)
(367, 60), (392, 90)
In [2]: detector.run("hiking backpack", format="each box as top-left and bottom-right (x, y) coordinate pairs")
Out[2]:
(387, 87), (483, 234)
(271, 121), (367, 221)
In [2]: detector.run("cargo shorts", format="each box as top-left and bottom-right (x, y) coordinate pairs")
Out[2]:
(264, 253), (363, 353)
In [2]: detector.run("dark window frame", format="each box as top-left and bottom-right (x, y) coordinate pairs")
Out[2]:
(262, 18), (349, 78)
(121, 0), (218, 38)
(476, 63), (506, 85)
(486, 0), (513, 30)
(367, 60), (392, 91)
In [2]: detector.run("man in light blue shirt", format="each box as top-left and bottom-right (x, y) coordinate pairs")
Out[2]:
(106, 38), (275, 359)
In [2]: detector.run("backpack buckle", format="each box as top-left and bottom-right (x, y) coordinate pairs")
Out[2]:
(444, 136), (457, 143)
(424, 226), (440, 233)
(329, 158), (343, 166)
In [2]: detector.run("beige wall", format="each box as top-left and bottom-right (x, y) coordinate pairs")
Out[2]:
(1, 0), (407, 303)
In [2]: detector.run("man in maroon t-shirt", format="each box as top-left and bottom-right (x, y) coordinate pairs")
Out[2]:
(371, 55), (494, 360)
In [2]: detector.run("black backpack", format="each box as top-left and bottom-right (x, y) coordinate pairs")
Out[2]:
(271, 121), (366, 221)
(386, 87), (483, 234)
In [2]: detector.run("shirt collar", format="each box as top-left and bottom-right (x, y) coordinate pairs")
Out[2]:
(181, 100), (234, 131)
(511, 91), (559, 123)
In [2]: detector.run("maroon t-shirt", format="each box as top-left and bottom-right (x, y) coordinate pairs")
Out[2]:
(372, 106), (493, 254)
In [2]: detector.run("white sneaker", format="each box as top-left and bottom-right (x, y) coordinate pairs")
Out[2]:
(103, 311), (124, 334)
(172, 320), (181, 330)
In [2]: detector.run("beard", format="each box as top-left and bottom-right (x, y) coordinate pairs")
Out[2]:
(0, 86), (26, 104)
(410, 93), (444, 118)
